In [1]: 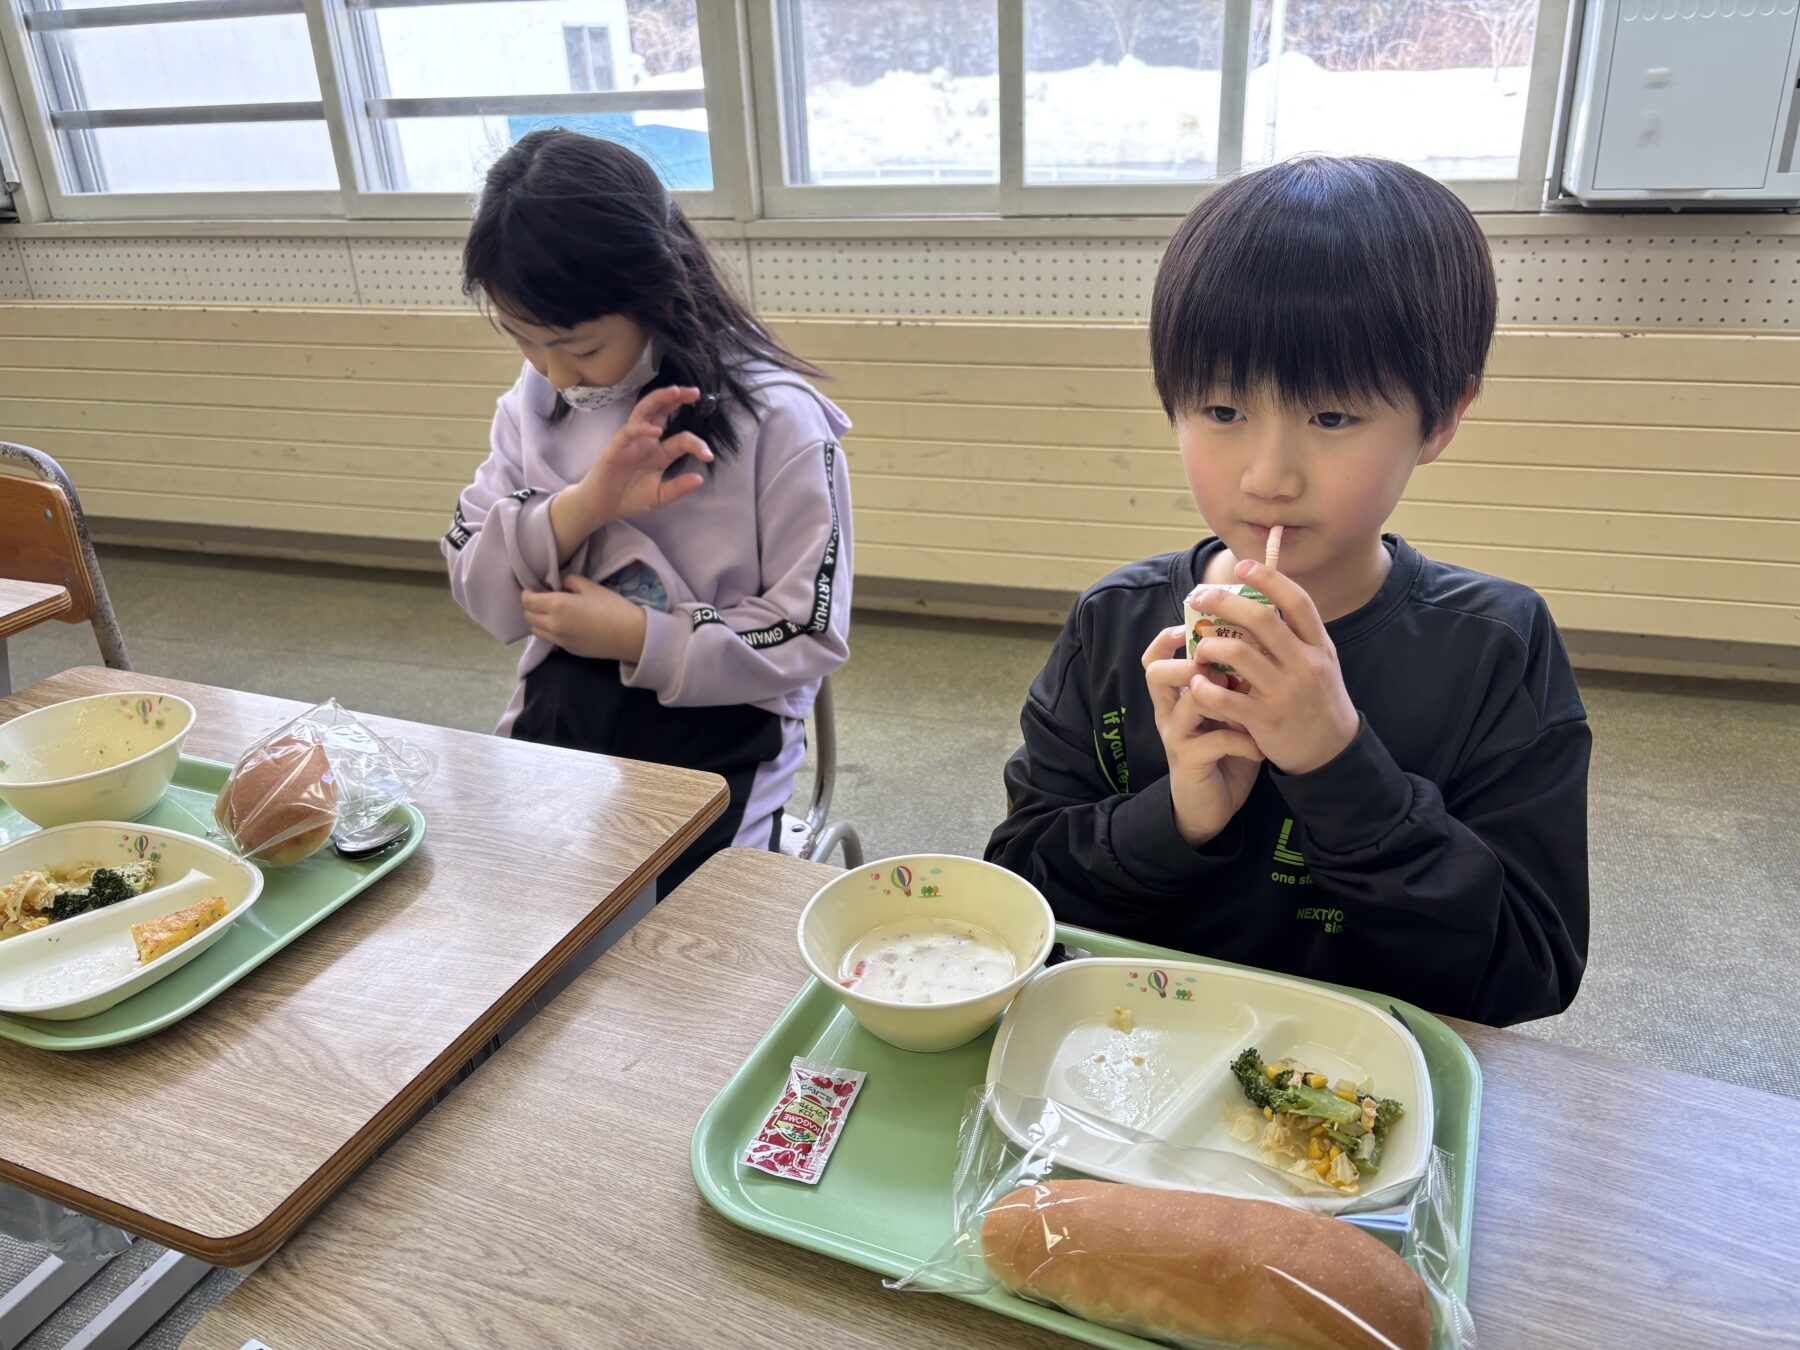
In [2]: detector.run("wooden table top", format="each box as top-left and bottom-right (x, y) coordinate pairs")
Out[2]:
(0, 577), (71, 641)
(187, 848), (1800, 1349)
(0, 667), (727, 1264)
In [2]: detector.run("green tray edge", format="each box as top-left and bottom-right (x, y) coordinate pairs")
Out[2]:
(691, 923), (1482, 1346)
(0, 755), (426, 1051)
(690, 976), (1148, 1350)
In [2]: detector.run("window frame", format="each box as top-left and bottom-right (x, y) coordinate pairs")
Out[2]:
(0, 0), (347, 219)
(0, 0), (748, 219)
(751, 0), (1574, 220)
(0, 0), (1577, 223)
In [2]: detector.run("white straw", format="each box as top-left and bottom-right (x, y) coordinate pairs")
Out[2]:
(1264, 525), (1284, 573)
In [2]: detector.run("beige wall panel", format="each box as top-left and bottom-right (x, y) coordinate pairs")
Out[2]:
(0, 304), (1794, 648)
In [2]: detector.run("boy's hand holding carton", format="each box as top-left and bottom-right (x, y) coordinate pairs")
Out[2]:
(1141, 624), (1264, 848)
(1158, 527), (1361, 844)
(1184, 559), (1361, 777)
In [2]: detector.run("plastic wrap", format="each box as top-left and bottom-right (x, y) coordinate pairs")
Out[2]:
(211, 699), (434, 866)
(0, 1182), (132, 1260)
(890, 1086), (1473, 1350)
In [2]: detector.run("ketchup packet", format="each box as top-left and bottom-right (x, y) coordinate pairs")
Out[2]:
(743, 1056), (866, 1185)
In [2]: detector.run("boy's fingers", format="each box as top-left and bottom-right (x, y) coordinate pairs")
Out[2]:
(1141, 626), (1188, 671)
(1193, 725), (1264, 764)
(1144, 655), (1197, 717)
(1185, 670), (1254, 726)
(1189, 585), (1299, 662)
(561, 574), (602, 595)
(1190, 636), (1277, 692)
(1233, 560), (1330, 647)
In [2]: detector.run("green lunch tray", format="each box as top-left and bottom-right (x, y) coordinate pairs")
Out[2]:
(0, 755), (425, 1050)
(693, 925), (1482, 1350)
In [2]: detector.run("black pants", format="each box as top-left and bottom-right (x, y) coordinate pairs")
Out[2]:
(512, 648), (786, 896)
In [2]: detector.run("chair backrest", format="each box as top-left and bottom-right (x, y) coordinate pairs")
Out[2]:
(803, 676), (839, 836)
(0, 474), (97, 624)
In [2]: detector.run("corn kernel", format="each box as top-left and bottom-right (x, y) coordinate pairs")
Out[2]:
(1310, 1125), (1326, 1137)
(1307, 1139), (1324, 1160)
(1263, 1106), (1274, 1119)
(1329, 1145), (1343, 1160)
(1306, 1073), (1327, 1089)
(1266, 1065), (1282, 1080)
(1335, 1087), (1358, 1102)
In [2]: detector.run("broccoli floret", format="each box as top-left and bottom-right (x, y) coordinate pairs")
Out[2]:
(1231, 1047), (1277, 1110)
(1375, 1098), (1405, 1133)
(1230, 1047), (1361, 1125)
(86, 868), (139, 908)
(49, 867), (141, 922)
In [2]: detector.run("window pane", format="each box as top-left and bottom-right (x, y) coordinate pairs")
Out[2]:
(781, 0), (998, 186)
(378, 109), (711, 194)
(19, 8), (331, 195)
(1025, 0), (1222, 184)
(1243, 0), (1537, 178)
(356, 0), (710, 194)
(41, 16), (322, 108)
(78, 123), (336, 192)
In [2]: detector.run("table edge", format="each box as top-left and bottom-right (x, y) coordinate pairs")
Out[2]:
(0, 672), (731, 1263)
(0, 589), (73, 640)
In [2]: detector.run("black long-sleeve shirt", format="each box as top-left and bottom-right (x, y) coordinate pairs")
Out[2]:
(986, 535), (1590, 1026)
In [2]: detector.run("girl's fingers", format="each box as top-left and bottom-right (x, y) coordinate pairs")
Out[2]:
(658, 472), (707, 508)
(631, 384), (699, 431)
(660, 431), (714, 465)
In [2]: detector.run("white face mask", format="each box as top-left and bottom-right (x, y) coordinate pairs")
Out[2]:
(559, 339), (658, 412)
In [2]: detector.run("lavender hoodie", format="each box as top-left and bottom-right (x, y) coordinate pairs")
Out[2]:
(443, 359), (853, 841)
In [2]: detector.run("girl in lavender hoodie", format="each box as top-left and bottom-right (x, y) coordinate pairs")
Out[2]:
(444, 132), (852, 893)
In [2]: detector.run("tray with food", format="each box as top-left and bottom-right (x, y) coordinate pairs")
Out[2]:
(693, 857), (1479, 1349)
(0, 820), (265, 1020)
(0, 754), (424, 1051)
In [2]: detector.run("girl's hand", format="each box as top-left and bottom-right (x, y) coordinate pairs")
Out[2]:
(551, 386), (714, 556)
(522, 576), (648, 662)
(1142, 626), (1265, 847)
(1185, 560), (1360, 776)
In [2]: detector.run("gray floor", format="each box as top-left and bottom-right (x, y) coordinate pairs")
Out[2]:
(3, 547), (1798, 1347)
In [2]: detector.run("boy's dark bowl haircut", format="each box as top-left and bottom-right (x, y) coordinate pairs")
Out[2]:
(1150, 157), (1497, 436)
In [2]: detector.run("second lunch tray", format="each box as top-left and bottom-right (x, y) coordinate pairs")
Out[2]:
(0, 755), (424, 1050)
(693, 925), (1482, 1350)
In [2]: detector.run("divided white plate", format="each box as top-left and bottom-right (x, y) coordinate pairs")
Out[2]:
(985, 958), (1432, 1213)
(0, 822), (264, 1020)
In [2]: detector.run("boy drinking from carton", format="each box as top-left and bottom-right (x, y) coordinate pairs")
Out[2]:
(987, 158), (1589, 1026)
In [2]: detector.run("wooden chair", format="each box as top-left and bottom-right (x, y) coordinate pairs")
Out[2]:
(778, 677), (866, 868)
(0, 443), (131, 695)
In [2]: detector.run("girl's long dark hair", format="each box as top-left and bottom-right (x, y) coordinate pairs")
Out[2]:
(463, 130), (823, 456)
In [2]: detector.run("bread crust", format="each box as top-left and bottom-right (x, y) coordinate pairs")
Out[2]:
(215, 735), (338, 865)
(981, 1180), (1431, 1350)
